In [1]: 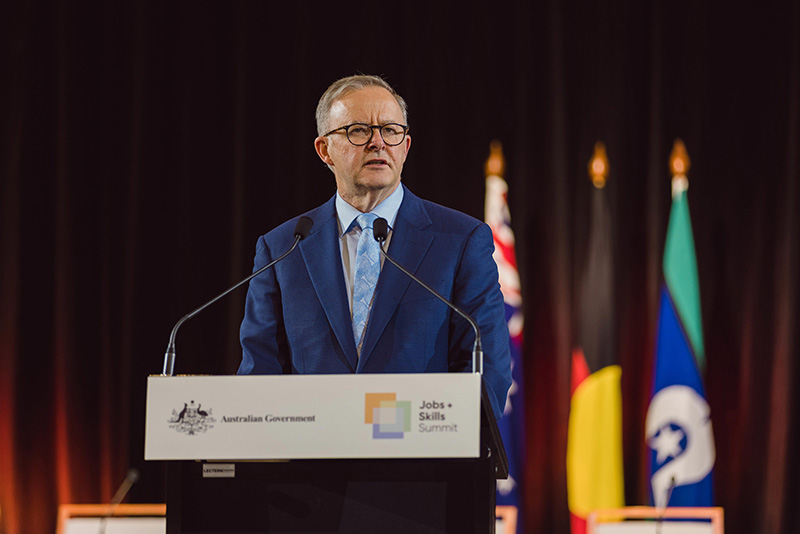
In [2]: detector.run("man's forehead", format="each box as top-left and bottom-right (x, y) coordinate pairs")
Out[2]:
(330, 87), (403, 120)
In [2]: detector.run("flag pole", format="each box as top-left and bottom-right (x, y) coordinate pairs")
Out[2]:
(588, 141), (609, 189)
(669, 139), (690, 197)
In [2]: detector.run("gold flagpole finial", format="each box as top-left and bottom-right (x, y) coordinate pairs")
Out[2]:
(669, 138), (690, 195)
(588, 141), (609, 188)
(669, 138), (691, 177)
(485, 140), (505, 177)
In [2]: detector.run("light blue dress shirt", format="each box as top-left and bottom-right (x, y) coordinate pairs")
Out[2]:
(336, 185), (404, 314)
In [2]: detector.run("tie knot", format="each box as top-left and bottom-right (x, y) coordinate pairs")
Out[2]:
(356, 212), (378, 231)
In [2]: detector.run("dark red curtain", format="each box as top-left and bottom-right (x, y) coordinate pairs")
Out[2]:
(1, 1), (798, 533)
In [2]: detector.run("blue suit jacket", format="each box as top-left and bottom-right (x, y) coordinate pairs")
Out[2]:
(238, 186), (512, 419)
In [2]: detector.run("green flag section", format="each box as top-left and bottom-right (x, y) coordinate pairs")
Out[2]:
(663, 185), (705, 371)
(566, 185), (624, 534)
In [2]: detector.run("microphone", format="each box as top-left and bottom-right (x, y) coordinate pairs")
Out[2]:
(162, 216), (313, 375)
(372, 217), (483, 374)
(655, 475), (676, 534)
(110, 468), (139, 506)
(99, 468), (140, 534)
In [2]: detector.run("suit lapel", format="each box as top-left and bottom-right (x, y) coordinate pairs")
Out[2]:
(300, 199), (359, 371)
(357, 189), (433, 369)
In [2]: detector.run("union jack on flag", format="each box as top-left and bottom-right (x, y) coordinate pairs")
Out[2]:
(485, 145), (525, 533)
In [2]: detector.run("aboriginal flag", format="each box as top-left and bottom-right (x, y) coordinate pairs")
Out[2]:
(566, 183), (624, 533)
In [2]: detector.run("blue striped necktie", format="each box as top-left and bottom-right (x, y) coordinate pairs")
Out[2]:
(351, 212), (380, 352)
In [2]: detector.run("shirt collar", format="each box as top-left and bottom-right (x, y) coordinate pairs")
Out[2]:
(336, 185), (404, 235)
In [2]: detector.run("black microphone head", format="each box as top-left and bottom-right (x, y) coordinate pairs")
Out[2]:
(294, 216), (314, 239)
(126, 468), (140, 484)
(373, 217), (389, 242)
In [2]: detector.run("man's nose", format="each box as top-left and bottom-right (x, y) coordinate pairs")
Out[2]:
(366, 126), (385, 150)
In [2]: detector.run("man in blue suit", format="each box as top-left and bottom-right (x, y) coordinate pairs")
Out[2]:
(238, 75), (512, 420)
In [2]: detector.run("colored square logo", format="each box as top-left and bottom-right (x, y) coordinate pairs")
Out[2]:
(365, 393), (411, 439)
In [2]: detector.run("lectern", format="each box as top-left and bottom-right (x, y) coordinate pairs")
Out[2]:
(145, 373), (507, 533)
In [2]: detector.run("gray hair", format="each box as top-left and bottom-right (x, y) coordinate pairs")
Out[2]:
(315, 75), (409, 136)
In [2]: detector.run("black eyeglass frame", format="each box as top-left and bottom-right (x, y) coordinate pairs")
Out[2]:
(323, 122), (410, 146)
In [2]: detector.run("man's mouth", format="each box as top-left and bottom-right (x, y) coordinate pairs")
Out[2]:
(365, 159), (388, 166)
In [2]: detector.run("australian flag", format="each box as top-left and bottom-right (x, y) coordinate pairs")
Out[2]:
(485, 155), (525, 532)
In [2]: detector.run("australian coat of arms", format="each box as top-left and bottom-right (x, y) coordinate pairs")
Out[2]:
(169, 400), (215, 435)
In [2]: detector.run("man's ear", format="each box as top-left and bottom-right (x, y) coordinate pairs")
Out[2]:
(314, 136), (334, 166)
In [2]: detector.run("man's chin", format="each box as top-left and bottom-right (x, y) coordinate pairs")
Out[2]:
(358, 173), (401, 191)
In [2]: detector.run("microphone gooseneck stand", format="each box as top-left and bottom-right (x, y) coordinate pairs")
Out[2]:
(161, 216), (313, 376)
(371, 217), (483, 375)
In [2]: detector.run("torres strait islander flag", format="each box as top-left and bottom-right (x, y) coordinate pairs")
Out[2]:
(485, 142), (525, 533)
(567, 154), (624, 534)
(645, 171), (714, 509)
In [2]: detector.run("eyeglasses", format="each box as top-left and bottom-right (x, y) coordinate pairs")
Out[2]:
(324, 123), (409, 146)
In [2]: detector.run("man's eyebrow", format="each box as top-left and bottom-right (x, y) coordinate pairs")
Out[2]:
(348, 121), (404, 126)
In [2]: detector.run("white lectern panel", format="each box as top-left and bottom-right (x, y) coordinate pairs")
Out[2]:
(63, 517), (165, 534)
(595, 523), (712, 534)
(587, 507), (723, 534)
(56, 504), (166, 534)
(145, 373), (481, 460)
